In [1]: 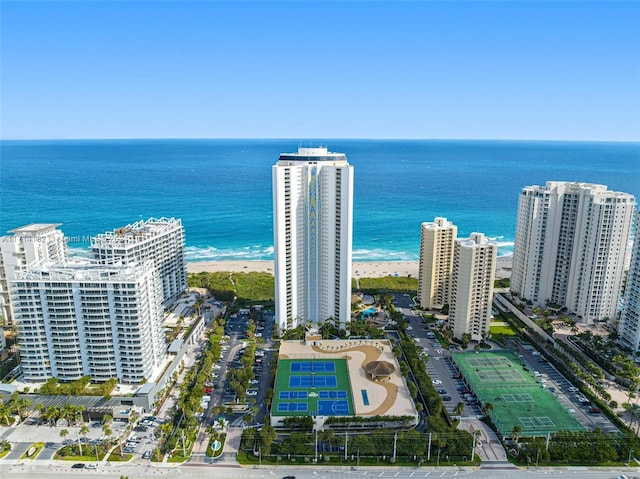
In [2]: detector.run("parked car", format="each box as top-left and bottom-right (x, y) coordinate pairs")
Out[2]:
(72, 463), (85, 469)
(86, 463), (99, 470)
(142, 450), (152, 459)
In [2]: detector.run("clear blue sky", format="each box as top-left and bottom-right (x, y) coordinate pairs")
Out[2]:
(2, 1), (639, 141)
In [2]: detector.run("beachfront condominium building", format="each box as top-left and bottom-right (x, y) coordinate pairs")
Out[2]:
(449, 233), (497, 341)
(90, 217), (187, 305)
(10, 261), (166, 383)
(0, 224), (68, 325)
(417, 217), (457, 309)
(619, 212), (640, 353)
(511, 181), (635, 324)
(272, 147), (354, 331)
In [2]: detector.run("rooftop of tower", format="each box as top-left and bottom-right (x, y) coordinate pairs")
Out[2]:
(90, 217), (183, 248)
(278, 147), (347, 162)
(15, 259), (154, 282)
(8, 223), (62, 235)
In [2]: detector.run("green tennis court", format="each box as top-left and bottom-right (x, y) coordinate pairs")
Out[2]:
(452, 351), (584, 437)
(272, 358), (355, 417)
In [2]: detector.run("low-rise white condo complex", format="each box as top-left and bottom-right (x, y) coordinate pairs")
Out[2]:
(449, 233), (497, 341)
(511, 181), (635, 324)
(619, 212), (640, 352)
(0, 223), (68, 324)
(272, 147), (354, 331)
(11, 261), (166, 383)
(418, 217), (457, 309)
(91, 217), (187, 305)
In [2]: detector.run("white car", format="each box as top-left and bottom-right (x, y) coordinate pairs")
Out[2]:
(87, 463), (99, 470)
(432, 379), (443, 385)
(247, 390), (258, 396)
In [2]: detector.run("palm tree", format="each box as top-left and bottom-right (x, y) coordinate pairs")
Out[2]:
(0, 401), (12, 426)
(625, 403), (640, 434)
(482, 402), (494, 418)
(76, 425), (85, 456)
(34, 403), (45, 426)
(60, 403), (75, 427)
(8, 393), (31, 422)
(59, 428), (69, 444)
(80, 424), (90, 447)
(511, 424), (522, 443)
(454, 402), (465, 417)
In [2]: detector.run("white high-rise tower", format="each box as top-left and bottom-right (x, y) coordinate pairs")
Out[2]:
(449, 233), (497, 341)
(511, 181), (635, 324)
(0, 224), (68, 324)
(619, 212), (640, 352)
(272, 147), (354, 331)
(418, 217), (457, 309)
(90, 217), (187, 305)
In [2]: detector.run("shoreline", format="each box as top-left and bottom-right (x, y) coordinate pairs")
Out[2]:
(187, 256), (512, 279)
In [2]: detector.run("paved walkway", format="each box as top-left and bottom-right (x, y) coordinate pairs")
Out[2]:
(459, 418), (508, 462)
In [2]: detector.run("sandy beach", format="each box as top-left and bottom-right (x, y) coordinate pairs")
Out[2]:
(187, 256), (513, 279)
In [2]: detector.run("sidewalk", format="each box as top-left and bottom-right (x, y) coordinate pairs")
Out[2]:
(458, 418), (508, 462)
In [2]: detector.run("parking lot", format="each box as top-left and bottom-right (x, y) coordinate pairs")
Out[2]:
(396, 293), (619, 433)
(201, 308), (275, 428)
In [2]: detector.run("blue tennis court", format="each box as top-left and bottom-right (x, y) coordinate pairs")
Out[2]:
(290, 361), (336, 373)
(279, 391), (308, 400)
(289, 375), (337, 388)
(318, 400), (350, 415)
(319, 390), (347, 399)
(278, 402), (308, 412)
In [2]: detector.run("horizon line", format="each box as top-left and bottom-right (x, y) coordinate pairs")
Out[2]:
(2, 137), (639, 144)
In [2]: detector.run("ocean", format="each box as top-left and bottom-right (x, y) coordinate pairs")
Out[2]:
(1, 139), (638, 262)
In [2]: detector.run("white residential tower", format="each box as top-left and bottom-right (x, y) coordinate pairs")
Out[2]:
(511, 181), (635, 324)
(11, 261), (166, 383)
(90, 217), (187, 305)
(449, 233), (497, 341)
(619, 212), (640, 352)
(0, 224), (68, 324)
(272, 147), (354, 331)
(417, 217), (457, 309)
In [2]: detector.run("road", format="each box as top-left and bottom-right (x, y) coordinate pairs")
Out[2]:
(0, 462), (635, 479)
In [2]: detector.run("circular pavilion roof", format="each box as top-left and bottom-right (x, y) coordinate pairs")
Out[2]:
(364, 360), (396, 376)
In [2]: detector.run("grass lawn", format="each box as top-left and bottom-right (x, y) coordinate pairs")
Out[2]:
(57, 453), (100, 461)
(107, 452), (132, 461)
(21, 442), (44, 459)
(490, 322), (517, 337)
(168, 440), (196, 463)
(0, 444), (12, 459)
(237, 450), (480, 467)
(207, 433), (226, 457)
(354, 276), (418, 293)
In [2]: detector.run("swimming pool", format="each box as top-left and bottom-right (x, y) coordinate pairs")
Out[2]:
(362, 307), (378, 318)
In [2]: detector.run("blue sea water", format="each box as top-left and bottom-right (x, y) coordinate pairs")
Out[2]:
(1, 139), (638, 262)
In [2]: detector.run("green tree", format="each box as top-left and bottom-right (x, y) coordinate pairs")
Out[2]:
(59, 428), (69, 443)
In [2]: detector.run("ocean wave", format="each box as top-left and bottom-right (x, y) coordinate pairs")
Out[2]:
(67, 246), (93, 259)
(185, 242), (514, 262)
(185, 245), (275, 262)
(352, 249), (418, 262)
